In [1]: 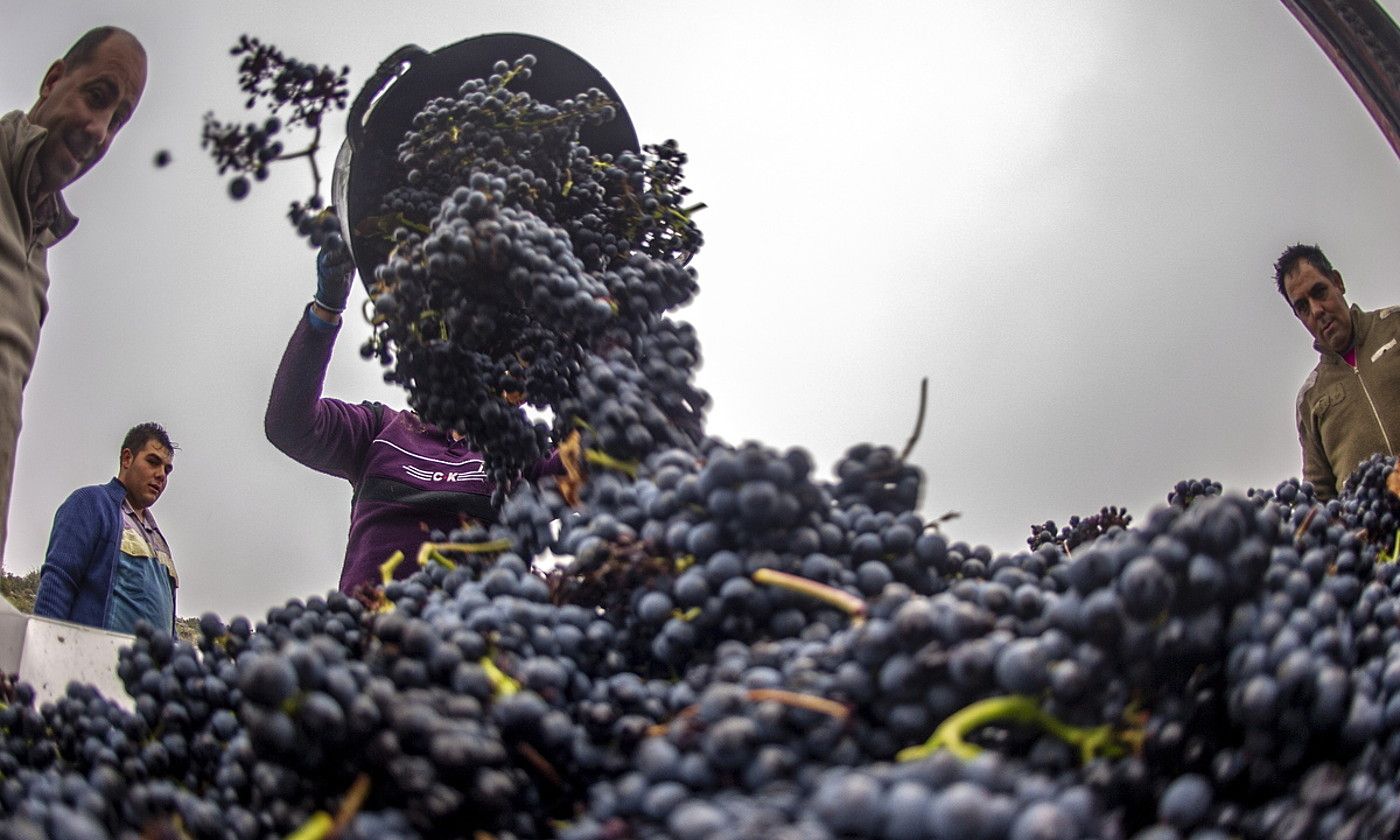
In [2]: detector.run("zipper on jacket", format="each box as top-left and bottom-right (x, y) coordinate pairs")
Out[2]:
(1354, 365), (1395, 456)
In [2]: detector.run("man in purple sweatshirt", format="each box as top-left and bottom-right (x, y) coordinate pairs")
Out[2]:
(265, 243), (558, 593)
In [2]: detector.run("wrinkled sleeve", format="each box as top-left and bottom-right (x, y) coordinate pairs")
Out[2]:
(1297, 384), (1337, 499)
(264, 307), (382, 481)
(33, 490), (101, 620)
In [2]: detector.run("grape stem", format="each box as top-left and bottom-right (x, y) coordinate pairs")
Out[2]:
(481, 656), (522, 698)
(270, 123), (324, 201)
(648, 688), (850, 737)
(514, 742), (565, 788)
(670, 606), (702, 622)
(583, 449), (639, 478)
(379, 551), (406, 585)
(557, 429), (585, 507)
(285, 812), (334, 840)
(329, 774), (372, 836)
(895, 694), (1138, 764)
(417, 540), (513, 571)
(1381, 528), (1400, 565)
(899, 377), (930, 462)
(751, 568), (867, 620)
(746, 688), (851, 720)
(922, 509), (962, 533)
(1294, 505), (1320, 543)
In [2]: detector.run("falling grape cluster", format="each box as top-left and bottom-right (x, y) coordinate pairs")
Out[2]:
(358, 54), (705, 498)
(226, 35), (349, 128)
(200, 35), (349, 221)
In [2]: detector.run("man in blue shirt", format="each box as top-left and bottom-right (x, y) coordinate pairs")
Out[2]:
(33, 422), (177, 634)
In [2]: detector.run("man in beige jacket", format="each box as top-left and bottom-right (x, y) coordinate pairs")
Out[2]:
(1278, 244), (1400, 499)
(0, 27), (147, 567)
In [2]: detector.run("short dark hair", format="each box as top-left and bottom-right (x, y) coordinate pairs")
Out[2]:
(121, 422), (176, 457)
(1274, 243), (1335, 300)
(61, 27), (145, 70)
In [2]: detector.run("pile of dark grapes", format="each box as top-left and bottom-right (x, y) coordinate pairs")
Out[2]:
(4, 450), (1400, 839)
(357, 54), (706, 498)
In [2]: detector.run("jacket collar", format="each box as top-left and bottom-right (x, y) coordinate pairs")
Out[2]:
(1, 110), (80, 245)
(104, 477), (129, 504)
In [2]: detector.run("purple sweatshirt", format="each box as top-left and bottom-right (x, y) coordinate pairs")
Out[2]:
(265, 307), (560, 593)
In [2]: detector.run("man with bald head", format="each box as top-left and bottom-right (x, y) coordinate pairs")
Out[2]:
(0, 27), (147, 566)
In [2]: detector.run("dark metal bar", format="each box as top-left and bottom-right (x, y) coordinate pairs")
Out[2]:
(1281, 0), (1400, 159)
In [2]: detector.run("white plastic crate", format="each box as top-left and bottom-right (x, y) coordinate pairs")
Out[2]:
(0, 595), (134, 710)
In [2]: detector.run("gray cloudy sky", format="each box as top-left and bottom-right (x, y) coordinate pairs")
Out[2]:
(2, 2), (1398, 620)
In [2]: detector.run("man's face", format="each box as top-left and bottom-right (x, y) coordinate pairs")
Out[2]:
(27, 33), (146, 195)
(118, 441), (173, 511)
(1284, 259), (1354, 355)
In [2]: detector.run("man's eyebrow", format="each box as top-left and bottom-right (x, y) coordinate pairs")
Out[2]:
(1290, 283), (1327, 313)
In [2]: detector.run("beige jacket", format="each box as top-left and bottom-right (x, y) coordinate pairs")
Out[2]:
(1296, 303), (1400, 498)
(0, 109), (78, 562)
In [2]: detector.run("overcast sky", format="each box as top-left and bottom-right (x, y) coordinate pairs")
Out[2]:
(2, 2), (1399, 620)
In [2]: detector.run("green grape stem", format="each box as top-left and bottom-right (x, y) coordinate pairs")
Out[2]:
(417, 540), (513, 570)
(583, 449), (639, 478)
(481, 656), (522, 698)
(1381, 529), (1400, 565)
(378, 550), (406, 585)
(285, 812), (334, 840)
(896, 694), (1138, 765)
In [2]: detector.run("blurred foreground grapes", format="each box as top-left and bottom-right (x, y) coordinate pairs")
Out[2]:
(4, 446), (1400, 839)
(30, 41), (1400, 840)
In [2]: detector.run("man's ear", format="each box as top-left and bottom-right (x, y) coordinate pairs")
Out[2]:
(35, 60), (65, 102)
(119, 448), (133, 470)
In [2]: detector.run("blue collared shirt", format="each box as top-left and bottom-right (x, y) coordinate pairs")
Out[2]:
(104, 499), (175, 634)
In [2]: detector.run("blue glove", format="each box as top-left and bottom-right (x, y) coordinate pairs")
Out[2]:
(314, 233), (354, 313)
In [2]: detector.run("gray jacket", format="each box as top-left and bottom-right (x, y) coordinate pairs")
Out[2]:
(0, 109), (78, 561)
(1296, 303), (1400, 498)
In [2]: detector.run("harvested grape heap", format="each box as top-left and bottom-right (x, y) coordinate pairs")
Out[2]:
(7, 54), (1400, 840)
